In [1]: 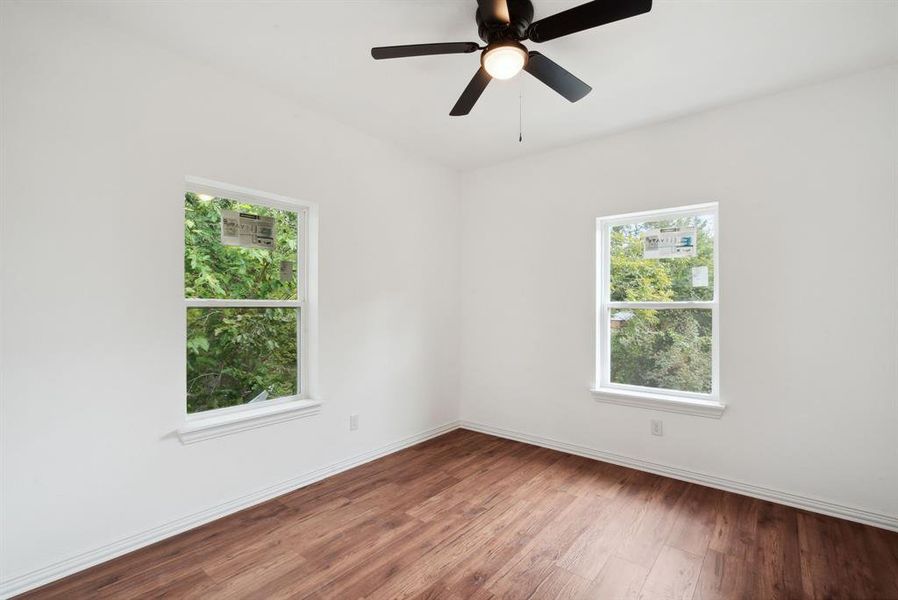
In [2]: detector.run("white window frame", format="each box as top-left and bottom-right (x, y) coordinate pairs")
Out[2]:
(591, 202), (725, 418)
(177, 177), (321, 443)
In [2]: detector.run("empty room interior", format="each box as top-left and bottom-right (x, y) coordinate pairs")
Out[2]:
(1, 0), (897, 598)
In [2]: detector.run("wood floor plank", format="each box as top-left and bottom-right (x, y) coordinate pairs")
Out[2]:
(588, 461), (638, 499)
(16, 430), (898, 600)
(312, 501), (486, 599)
(407, 444), (559, 521)
(580, 556), (649, 600)
(420, 490), (577, 600)
(707, 490), (759, 559)
(637, 545), (703, 600)
(693, 549), (755, 600)
(485, 494), (605, 598)
(201, 549), (306, 600)
(795, 510), (886, 600)
(267, 512), (423, 598)
(613, 476), (688, 570)
(527, 566), (591, 599)
(362, 503), (525, 600)
(555, 482), (653, 580)
(202, 533), (295, 582)
(860, 520), (898, 600)
(666, 485), (721, 556)
(752, 501), (804, 600)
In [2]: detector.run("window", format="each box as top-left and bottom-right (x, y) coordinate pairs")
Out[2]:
(593, 203), (724, 417)
(179, 178), (319, 443)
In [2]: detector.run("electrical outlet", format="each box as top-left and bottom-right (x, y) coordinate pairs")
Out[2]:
(651, 419), (663, 436)
(349, 414), (359, 431)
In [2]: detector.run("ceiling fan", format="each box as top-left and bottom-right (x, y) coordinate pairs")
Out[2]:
(371, 0), (652, 116)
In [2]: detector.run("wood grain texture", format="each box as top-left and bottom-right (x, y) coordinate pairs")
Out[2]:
(16, 429), (898, 600)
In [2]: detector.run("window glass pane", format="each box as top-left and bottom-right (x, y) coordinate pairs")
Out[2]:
(187, 307), (298, 414)
(185, 193), (299, 300)
(610, 308), (712, 394)
(610, 214), (714, 302)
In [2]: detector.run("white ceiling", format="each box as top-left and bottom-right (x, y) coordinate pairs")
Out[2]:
(75, 0), (898, 170)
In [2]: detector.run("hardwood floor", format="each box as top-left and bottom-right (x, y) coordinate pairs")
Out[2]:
(18, 429), (898, 599)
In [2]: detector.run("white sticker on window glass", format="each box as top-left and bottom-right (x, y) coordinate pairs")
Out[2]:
(692, 265), (709, 288)
(221, 210), (276, 250)
(643, 227), (696, 259)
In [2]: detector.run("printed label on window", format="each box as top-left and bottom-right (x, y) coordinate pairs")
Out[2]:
(643, 227), (696, 259)
(692, 265), (709, 287)
(221, 210), (276, 250)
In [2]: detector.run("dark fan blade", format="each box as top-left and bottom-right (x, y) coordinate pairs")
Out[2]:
(528, 0), (652, 43)
(371, 42), (479, 60)
(524, 52), (592, 102)
(477, 0), (510, 24)
(450, 68), (492, 116)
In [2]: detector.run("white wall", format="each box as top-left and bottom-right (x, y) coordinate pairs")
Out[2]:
(0, 2), (460, 585)
(460, 66), (898, 520)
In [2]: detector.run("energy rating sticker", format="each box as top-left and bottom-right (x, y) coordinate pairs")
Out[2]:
(643, 227), (696, 259)
(221, 210), (276, 250)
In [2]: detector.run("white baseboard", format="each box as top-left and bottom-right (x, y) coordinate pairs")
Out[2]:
(460, 420), (898, 533)
(0, 420), (461, 599)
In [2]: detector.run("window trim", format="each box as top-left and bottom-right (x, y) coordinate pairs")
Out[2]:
(178, 177), (321, 443)
(592, 202), (725, 418)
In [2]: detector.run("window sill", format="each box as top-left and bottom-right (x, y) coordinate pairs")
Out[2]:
(177, 398), (322, 444)
(590, 387), (725, 418)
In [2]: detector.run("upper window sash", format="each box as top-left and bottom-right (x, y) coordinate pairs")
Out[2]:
(184, 178), (308, 303)
(598, 202), (719, 306)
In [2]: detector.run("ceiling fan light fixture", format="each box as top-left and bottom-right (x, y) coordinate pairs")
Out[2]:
(481, 42), (528, 80)
(370, 0), (651, 115)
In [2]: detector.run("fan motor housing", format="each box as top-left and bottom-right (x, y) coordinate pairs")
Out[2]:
(476, 0), (534, 43)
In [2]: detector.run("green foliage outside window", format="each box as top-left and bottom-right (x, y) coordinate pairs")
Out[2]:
(609, 217), (714, 394)
(184, 193), (299, 301)
(185, 193), (301, 413)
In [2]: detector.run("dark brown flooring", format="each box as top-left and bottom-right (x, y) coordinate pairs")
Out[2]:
(18, 429), (898, 599)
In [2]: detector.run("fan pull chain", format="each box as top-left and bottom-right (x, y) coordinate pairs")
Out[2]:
(518, 88), (524, 143)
